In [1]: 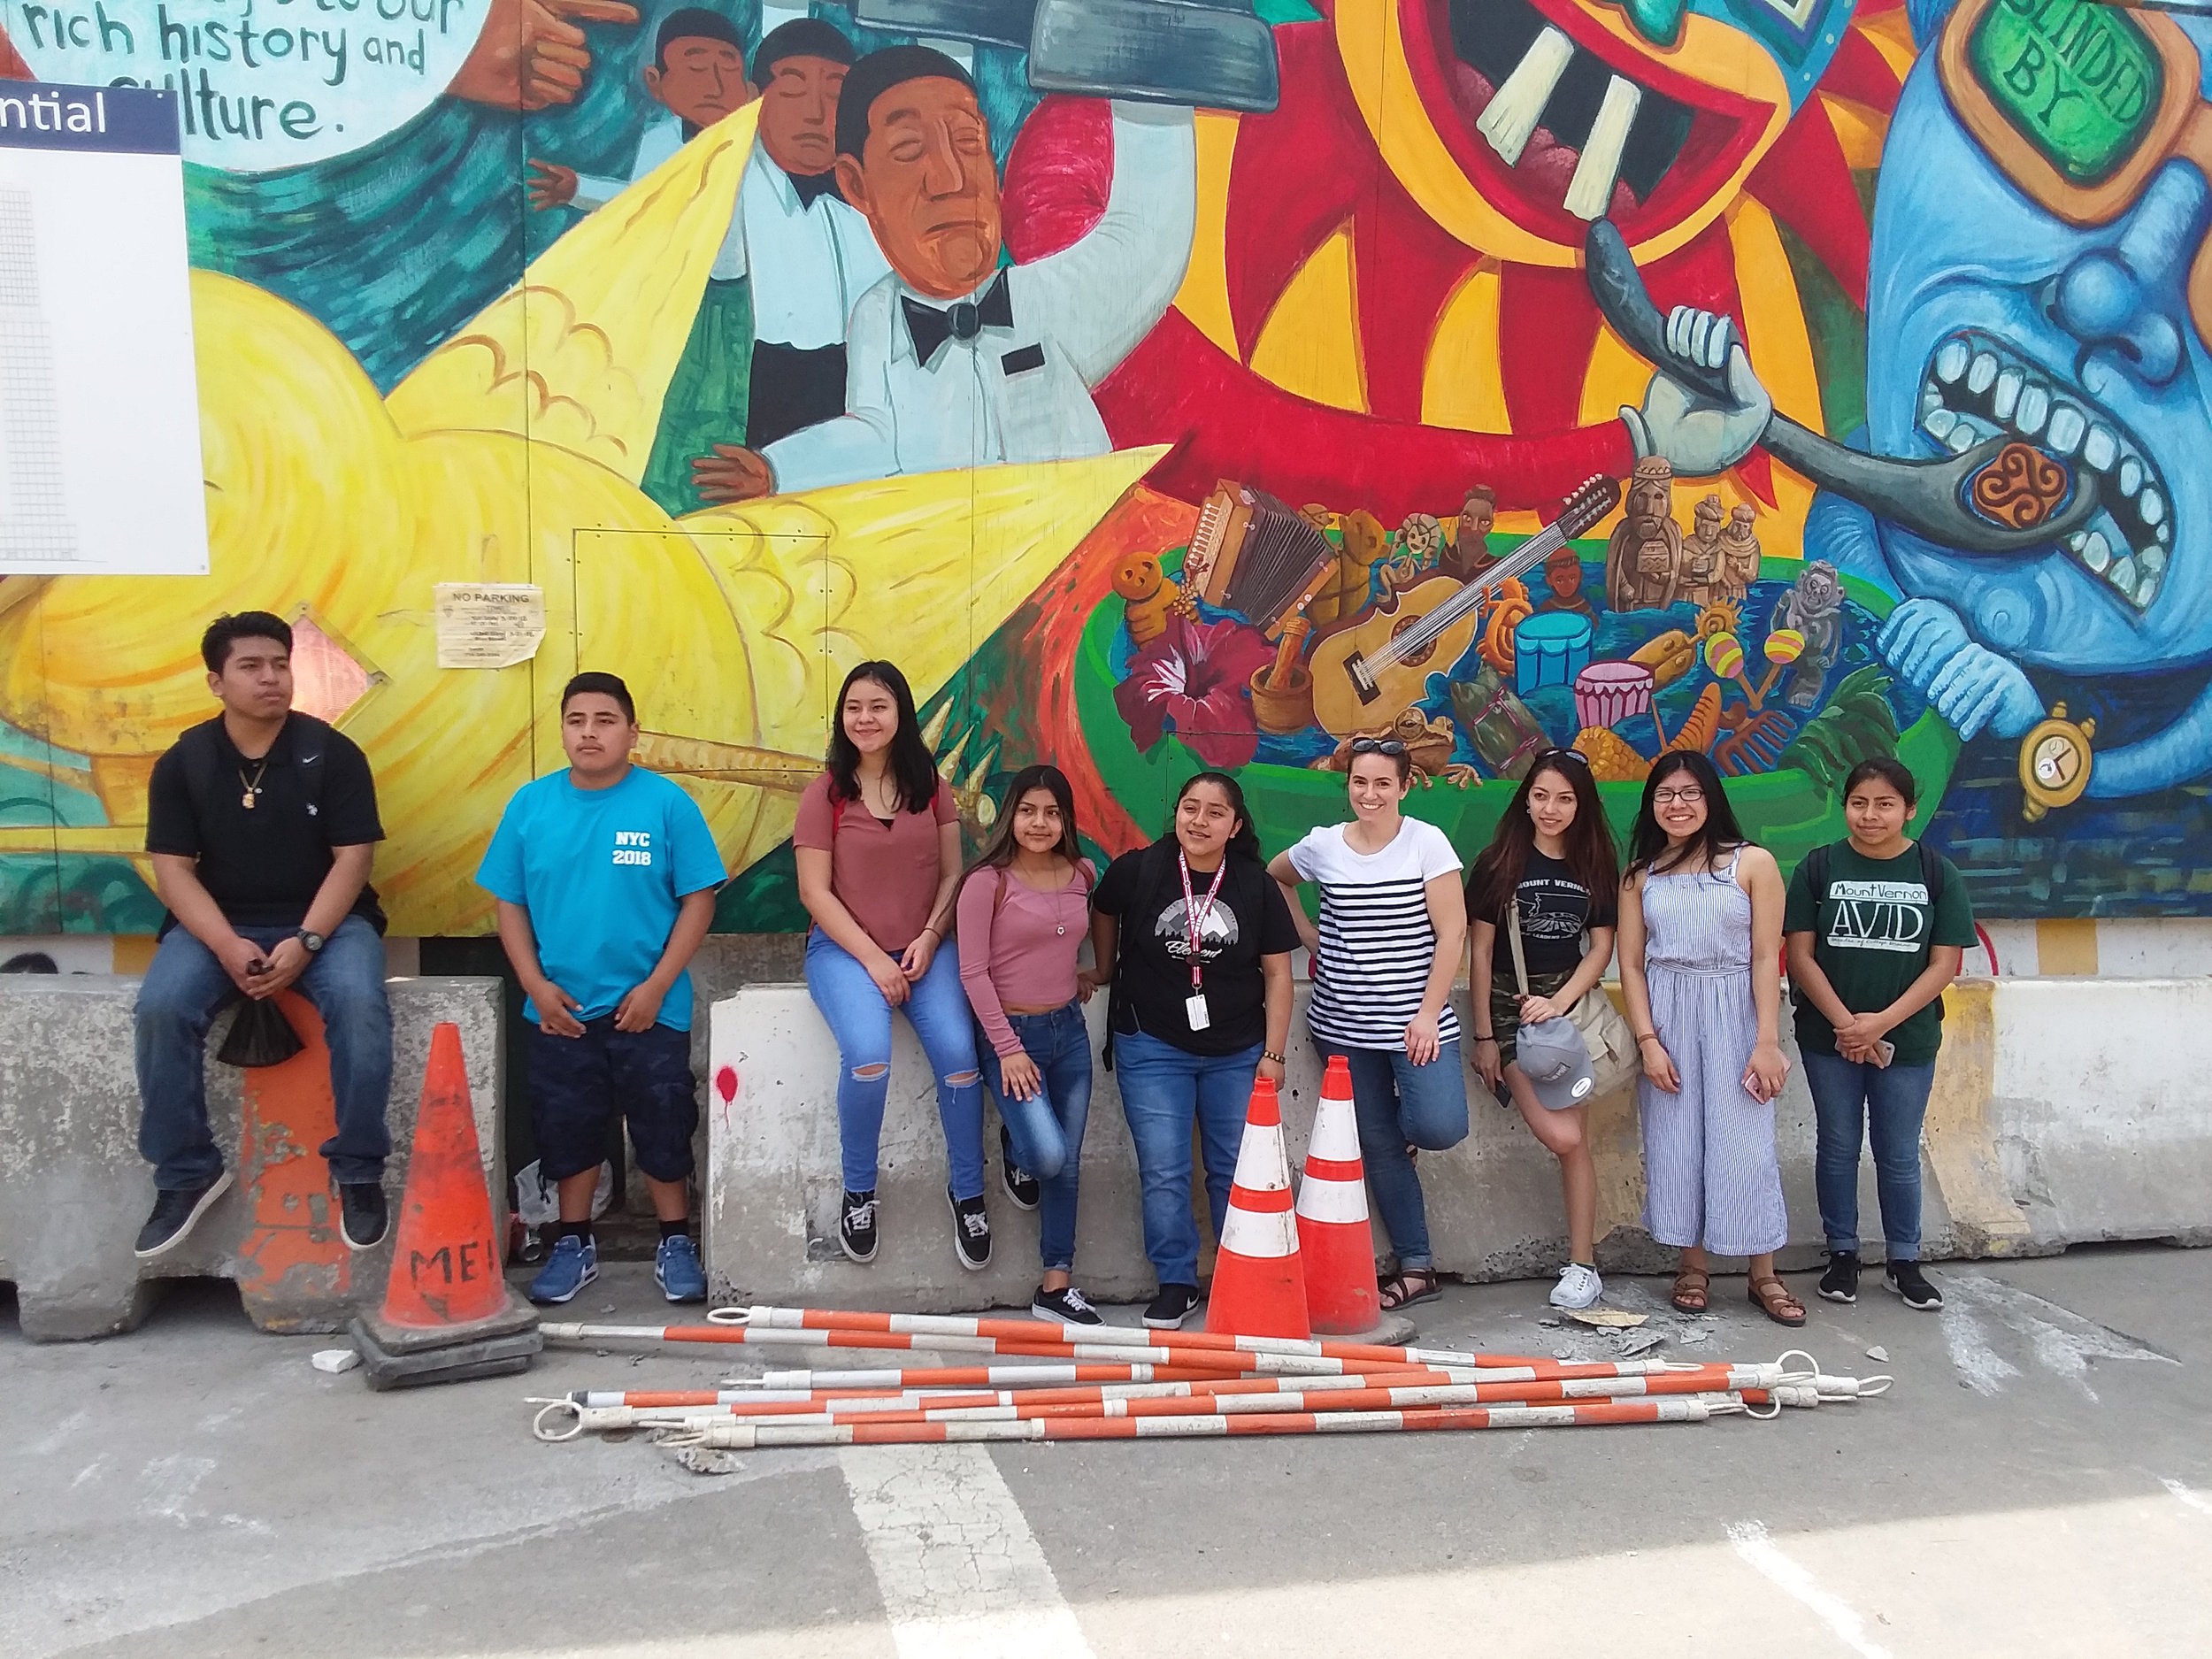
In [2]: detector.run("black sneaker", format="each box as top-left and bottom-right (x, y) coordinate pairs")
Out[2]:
(1142, 1284), (1201, 1329)
(1885, 1260), (1943, 1310)
(1818, 1252), (1861, 1304)
(840, 1189), (879, 1264)
(133, 1171), (234, 1260)
(1032, 1284), (1104, 1326)
(1000, 1124), (1041, 1211)
(949, 1187), (992, 1271)
(338, 1182), (389, 1252)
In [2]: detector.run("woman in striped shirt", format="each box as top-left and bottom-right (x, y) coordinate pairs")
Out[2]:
(1269, 739), (1469, 1310)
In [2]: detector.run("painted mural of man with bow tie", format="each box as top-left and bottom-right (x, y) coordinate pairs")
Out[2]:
(691, 43), (1196, 503)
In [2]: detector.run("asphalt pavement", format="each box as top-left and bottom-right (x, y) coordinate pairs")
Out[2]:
(4, 1246), (2208, 1658)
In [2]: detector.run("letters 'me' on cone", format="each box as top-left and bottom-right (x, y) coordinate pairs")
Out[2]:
(350, 1023), (540, 1389)
(1297, 1054), (1381, 1335)
(1205, 1075), (1310, 1340)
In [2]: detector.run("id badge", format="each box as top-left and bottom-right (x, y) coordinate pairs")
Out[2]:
(1185, 993), (1211, 1032)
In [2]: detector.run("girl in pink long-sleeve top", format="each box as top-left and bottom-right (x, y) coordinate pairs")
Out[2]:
(956, 765), (1100, 1325)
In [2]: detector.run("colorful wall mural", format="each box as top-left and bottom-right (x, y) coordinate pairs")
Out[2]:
(0, 0), (2207, 937)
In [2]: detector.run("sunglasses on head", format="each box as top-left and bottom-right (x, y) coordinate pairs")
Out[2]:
(1350, 738), (1409, 756)
(1943, 0), (2212, 342)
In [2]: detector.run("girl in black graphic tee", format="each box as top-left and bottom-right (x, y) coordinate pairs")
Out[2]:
(1087, 772), (1296, 1329)
(1465, 749), (1621, 1311)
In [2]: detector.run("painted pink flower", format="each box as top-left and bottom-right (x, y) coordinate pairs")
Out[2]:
(1115, 613), (1274, 768)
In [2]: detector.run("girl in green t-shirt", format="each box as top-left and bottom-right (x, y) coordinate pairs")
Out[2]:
(1784, 757), (1976, 1314)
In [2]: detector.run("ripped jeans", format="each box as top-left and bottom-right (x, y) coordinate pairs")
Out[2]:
(805, 928), (987, 1201)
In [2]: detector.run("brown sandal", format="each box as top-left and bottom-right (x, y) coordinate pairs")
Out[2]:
(1670, 1267), (1710, 1314)
(1748, 1275), (1807, 1327)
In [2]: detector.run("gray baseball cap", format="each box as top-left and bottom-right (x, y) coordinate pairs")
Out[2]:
(1516, 1018), (1595, 1111)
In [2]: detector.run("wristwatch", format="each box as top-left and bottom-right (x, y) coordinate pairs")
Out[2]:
(296, 929), (326, 954)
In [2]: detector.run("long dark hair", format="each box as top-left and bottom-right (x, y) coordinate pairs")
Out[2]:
(1469, 749), (1620, 917)
(1627, 751), (1747, 878)
(1842, 756), (1919, 807)
(1170, 770), (1263, 864)
(826, 660), (938, 812)
(968, 764), (1083, 873)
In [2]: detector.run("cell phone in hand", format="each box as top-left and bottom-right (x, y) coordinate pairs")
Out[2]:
(246, 958), (267, 977)
(1874, 1040), (1895, 1068)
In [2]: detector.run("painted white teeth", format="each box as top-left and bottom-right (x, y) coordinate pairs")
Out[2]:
(2083, 424), (2117, 472)
(2068, 532), (2086, 551)
(1563, 75), (1641, 221)
(1936, 340), (1970, 383)
(2139, 488), (2165, 527)
(2110, 554), (2138, 596)
(2046, 404), (2086, 454)
(2079, 531), (2112, 572)
(1947, 426), (1978, 453)
(2139, 546), (2166, 578)
(1967, 351), (1999, 394)
(2015, 384), (2050, 435)
(1924, 406), (1958, 441)
(1922, 389), (1944, 417)
(2138, 573), (2161, 607)
(2158, 521), (2172, 546)
(1476, 27), (1574, 166)
(1993, 369), (2023, 420)
(2119, 457), (2143, 496)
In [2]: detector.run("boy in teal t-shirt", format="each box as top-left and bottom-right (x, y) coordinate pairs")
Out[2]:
(1784, 758), (1975, 1314)
(477, 672), (726, 1305)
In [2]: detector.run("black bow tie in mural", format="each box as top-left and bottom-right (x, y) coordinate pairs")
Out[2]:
(788, 169), (841, 209)
(901, 271), (1014, 368)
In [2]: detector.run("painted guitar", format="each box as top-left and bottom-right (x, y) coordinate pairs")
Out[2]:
(1310, 475), (1624, 737)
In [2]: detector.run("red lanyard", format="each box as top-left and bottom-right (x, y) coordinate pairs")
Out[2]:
(1179, 850), (1228, 992)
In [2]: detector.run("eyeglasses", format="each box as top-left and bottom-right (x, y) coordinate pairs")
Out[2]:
(1940, 0), (2212, 342)
(1350, 738), (1409, 756)
(1532, 746), (1591, 770)
(1651, 786), (1706, 805)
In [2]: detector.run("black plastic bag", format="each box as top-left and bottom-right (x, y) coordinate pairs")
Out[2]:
(217, 997), (304, 1068)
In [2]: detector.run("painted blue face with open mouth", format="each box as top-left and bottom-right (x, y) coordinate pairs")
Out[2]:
(1866, 6), (2212, 673)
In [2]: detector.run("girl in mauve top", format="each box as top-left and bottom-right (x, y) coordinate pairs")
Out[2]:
(795, 661), (991, 1274)
(956, 765), (1102, 1325)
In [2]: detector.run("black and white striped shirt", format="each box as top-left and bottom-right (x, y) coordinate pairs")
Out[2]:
(1287, 819), (1463, 1049)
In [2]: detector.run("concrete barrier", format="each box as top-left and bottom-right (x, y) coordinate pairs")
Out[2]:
(0, 977), (503, 1341)
(704, 977), (2210, 1310)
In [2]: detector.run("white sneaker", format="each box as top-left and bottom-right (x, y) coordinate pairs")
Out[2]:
(1549, 1263), (1603, 1310)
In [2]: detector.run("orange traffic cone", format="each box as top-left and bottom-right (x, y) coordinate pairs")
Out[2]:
(1205, 1075), (1310, 1340)
(350, 1023), (539, 1388)
(1297, 1054), (1382, 1335)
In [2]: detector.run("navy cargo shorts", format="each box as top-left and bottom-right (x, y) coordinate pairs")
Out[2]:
(527, 1017), (698, 1184)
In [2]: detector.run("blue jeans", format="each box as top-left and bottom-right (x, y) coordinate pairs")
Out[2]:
(134, 916), (394, 1190)
(1803, 1050), (1937, 1261)
(1317, 1040), (1469, 1272)
(979, 1002), (1094, 1273)
(805, 928), (986, 1201)
(1115, 1028), (1259, 1288)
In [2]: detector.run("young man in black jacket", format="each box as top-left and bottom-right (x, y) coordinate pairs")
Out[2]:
(133, 611), (395, 1258)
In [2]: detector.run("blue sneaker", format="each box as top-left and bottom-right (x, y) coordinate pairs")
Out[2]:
(656, 1233), (707, 1303)
(527, 1234), (598, 1305)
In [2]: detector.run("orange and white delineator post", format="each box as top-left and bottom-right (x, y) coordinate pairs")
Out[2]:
(664, 1396), (1746, 1449)
(538, 1318), (1709, 1381)
(1296, 1054), (1382, 1334)
(1203, 1075), (1310, 1339)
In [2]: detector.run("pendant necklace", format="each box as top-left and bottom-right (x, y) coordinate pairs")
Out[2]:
(238, 757), (270, 810)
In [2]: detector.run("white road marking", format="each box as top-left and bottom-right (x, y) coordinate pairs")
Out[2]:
(839, 1444), (1095, 1659)
(1727, 1519), (1893, 1659)
(1939, 1273), (2174, 1401)
(2164, 1479), (2212, 1516)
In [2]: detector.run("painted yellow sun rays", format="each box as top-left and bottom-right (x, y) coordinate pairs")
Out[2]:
(0, 104), (1159, 933)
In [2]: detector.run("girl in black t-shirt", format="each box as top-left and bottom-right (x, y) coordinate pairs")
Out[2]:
(1087, 772), (1298, 1330)
(1465, 749), (1622, 1311)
